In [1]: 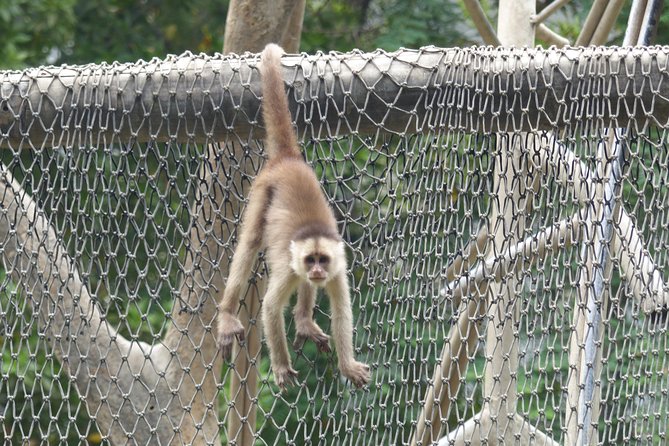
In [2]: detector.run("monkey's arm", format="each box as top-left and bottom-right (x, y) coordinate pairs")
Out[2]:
(293, 282), (331, 352)
(261, 269), (299, 389)
(326, 274), (370, 387)
(216, 185), (271, 356)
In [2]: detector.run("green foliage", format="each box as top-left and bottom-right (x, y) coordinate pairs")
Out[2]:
(367, 0), (469, 50)
(0, 270), (99, 444)
(0, 0), (229, 68)
(0, 0), (76, 68)
(656, 6), (669, 45)
(0, 0), (661, 71)
(0, 2), (667, 445)
(301, 0), (467, 53)
(62, 0), (228, 64)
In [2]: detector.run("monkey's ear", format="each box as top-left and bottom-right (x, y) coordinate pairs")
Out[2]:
(335, 240), (347, 257)
(289, 240), (301, 261)
(289, 240), (302, 274)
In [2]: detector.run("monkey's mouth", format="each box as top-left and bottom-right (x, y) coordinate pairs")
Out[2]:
(308, 275), (327, 284)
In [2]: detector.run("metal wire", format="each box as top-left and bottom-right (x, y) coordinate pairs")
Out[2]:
(0, 47), (667, 445)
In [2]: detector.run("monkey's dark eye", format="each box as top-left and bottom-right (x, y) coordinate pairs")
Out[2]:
(305, 255), (315, 264)
(319, 255), (329, 264)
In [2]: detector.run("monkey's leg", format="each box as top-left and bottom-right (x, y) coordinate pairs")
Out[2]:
(325, 274), (371, 387)
(262, 271), (299, 389)
(216, 186), (270, 357)
(293, 282), (331, 352)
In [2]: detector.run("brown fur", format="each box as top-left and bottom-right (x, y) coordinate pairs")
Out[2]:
(216, 44), (370, 389)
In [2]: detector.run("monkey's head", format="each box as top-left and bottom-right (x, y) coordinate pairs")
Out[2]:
(290, 237), (346, 286)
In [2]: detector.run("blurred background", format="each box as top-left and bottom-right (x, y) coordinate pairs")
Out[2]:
(1, 2), (668, 446)
(0, 0), (663, 69)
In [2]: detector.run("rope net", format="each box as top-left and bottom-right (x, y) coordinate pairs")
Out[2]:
(0, 47), (667, 445)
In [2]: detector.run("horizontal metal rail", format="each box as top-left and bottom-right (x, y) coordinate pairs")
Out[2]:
(1, 46), (669, 147)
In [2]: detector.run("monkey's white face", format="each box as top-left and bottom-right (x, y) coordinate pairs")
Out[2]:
(290, 237), (346, 286)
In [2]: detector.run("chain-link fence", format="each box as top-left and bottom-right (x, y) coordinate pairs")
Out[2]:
(0, 46), (668, 445)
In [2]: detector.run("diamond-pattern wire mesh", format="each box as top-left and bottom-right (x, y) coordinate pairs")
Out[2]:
(0, 47), (667, 445)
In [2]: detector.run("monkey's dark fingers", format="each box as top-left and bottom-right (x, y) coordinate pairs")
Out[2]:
(342, 361), (371, 388)
(218, 331), (243, 356)
(356, 364), (372, 388)
(316, 339), (331, 353)
(218, 339), (234, 360)
(292, 335), (307, 351)
(274, 366), (299, 391)
(216, 312), (244, 359)
(293, 332), (331, 353)
(218, 332), (247, 360)
(216, 312), (245, 359)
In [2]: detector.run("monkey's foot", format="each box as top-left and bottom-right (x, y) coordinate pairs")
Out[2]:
(216, 312), (245, 359)
(294, 322), (331, 353)
(273, 366), (298, 390)
(341, 360), (371, 388)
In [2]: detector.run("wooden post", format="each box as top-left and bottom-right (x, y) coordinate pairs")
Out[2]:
(220, 2), (305, 445)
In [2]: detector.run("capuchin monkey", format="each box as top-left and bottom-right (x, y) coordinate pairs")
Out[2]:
(216, 44), (370, 389)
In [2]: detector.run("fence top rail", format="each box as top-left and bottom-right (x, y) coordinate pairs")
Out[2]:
(1, 45), (669, 147)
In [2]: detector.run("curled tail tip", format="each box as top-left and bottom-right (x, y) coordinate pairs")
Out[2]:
(259, 43), (285, 85)
(261, 43), (285, 64)
(263, 43), (284, 54)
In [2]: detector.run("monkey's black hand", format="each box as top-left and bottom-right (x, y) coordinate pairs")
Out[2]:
(216, 311), (245, 359)
(273, 366), (299, 391)
(341, 361), (371, 388)
(293, 323), (331, 353)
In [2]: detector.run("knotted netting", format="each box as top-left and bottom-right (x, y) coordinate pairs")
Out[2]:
(0, 46), (668, 445)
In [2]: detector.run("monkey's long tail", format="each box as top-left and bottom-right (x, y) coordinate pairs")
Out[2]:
(260, 43), (300, 160)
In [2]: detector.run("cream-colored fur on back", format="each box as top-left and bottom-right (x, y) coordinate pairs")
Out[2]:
(259, 157), (340, 254)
